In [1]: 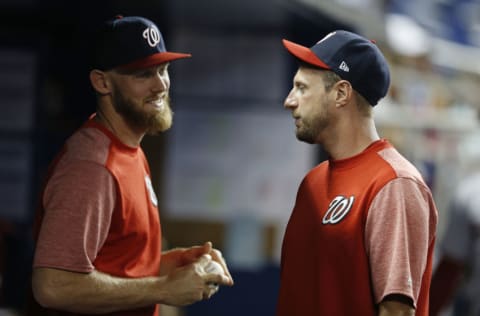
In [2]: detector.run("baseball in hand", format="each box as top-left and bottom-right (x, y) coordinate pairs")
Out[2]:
(204, 260), (224, 289)
(204, 260), (224, 275)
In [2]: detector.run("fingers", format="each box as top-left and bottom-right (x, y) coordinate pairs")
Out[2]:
(196, 253), (212, 268)
(193, 254), (230, 286)
(190, 255), (222, 300)
(191, 243), (211, 258)
(204, 272), (230, 286)
(203, 241), (213, 253)
(200, 256), (232, 286)
(167, 251), (231, 304)
(210, 249), (234, 286)
(181, 242), (213, 265)
(203, 282), (219, 300)
(163, 257), (219, 306)
(186, 244), (234, 286)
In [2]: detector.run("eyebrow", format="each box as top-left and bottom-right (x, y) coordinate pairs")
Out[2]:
(293, 77), (307, 87)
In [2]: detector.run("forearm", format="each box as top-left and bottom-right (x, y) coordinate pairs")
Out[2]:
(32, 267), (168, 314)
(378, 296), (415, 316)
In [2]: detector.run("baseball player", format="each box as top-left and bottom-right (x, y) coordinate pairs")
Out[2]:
(30, 15), (233, 316)
(276, 30), (438, 316)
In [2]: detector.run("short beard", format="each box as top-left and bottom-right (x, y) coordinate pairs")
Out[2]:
(295, 111), (328, 145)
(112, 90), (173, 135)
(296, 126), (317, 144)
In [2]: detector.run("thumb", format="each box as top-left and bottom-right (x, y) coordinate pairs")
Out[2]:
(191, 242), (212, 258)
(181, 242), (213, 265)
(203, 241), (213, 254)
(196, 254), (212, 269)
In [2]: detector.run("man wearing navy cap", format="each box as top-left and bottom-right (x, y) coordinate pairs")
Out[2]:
(276, 31), (438, 315)
(30, 16), (233, 316)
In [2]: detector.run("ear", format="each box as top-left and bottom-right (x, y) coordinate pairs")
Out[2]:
(89, 70), (111, 95)
(334, 80), (353, 108)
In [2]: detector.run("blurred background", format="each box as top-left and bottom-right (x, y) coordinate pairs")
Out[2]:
(1, 0), (480, 315)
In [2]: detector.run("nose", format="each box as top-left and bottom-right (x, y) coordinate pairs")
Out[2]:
(153, 71), (170, 93)
(284, 89), (297, 110)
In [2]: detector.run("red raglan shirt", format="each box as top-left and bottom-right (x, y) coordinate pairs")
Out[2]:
(276, 139), (438, 316)
(33, 116), (161, 316)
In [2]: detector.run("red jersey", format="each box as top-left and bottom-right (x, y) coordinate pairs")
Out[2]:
(33, 117), (161, 316)
(276, 140), (438, 316)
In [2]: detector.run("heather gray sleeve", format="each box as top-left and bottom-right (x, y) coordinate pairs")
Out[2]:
(34, 160), (116, 273)
(365, 178), (436, 307)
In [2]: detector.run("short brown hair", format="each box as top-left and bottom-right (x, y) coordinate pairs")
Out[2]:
(298, 62), (372, 116)
(298, 62), (341, 91)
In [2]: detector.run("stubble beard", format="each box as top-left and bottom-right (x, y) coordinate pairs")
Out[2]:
(296, 123), (317, 144)
(295, 110), (329, 145)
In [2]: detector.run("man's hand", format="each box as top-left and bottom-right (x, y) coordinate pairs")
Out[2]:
(161, 254), (230, 306)
(160, 241), (234, 286)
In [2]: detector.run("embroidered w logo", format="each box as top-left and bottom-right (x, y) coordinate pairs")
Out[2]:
(322, 195), (354, 224)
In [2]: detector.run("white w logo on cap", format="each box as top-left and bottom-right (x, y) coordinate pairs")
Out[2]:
(317, 31), (336, 44)
(143, 26), (160, 47)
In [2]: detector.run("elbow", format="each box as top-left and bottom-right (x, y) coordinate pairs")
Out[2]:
(32, 269), (66, 309)
(32, 284), (58, 309)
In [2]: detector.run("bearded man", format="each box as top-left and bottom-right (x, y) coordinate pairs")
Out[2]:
(30, 15), (233, 316)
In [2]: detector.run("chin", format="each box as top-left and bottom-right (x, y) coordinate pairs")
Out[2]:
(296, 133), (315, 144)
(146, 111), (173, 135)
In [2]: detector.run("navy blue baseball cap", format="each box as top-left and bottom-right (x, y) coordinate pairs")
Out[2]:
(282, 30), (390, 106)
(92, 15), (191, 71)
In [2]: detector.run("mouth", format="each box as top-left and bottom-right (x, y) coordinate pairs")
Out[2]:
(146, 97), (166, 111)
(293, 116), (301, 127)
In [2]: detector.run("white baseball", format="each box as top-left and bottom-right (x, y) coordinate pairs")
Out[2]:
(204, 260), (224, 275)
(205, 260), (224, 290)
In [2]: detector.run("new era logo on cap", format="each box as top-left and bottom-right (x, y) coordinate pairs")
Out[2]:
(282, 30), (390, 106)
(92, 15), (191, 71)
(339, 61), (349, 72)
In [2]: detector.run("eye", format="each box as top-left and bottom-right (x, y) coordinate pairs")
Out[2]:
(295, 83), (306, 93)
(135, 70), (154, 78)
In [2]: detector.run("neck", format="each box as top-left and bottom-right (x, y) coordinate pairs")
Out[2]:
(95, 105), (145, 147)
(322, 117), (379, 160)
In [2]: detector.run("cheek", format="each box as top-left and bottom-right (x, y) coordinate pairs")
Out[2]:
(115, 80), (142, 99)
(301, 95), (317, 114)
(307, 96), (327, 119)
(127, 85), (151, 102)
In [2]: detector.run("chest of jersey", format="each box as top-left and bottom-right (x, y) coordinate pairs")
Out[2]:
(279, 157), (396, 313)
(96, 147), (161, 278)
(286, 162), (387, 248)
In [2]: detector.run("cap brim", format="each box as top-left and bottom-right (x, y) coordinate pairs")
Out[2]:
(118, 51), (192, 70)
(282, 39), (330, 70)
